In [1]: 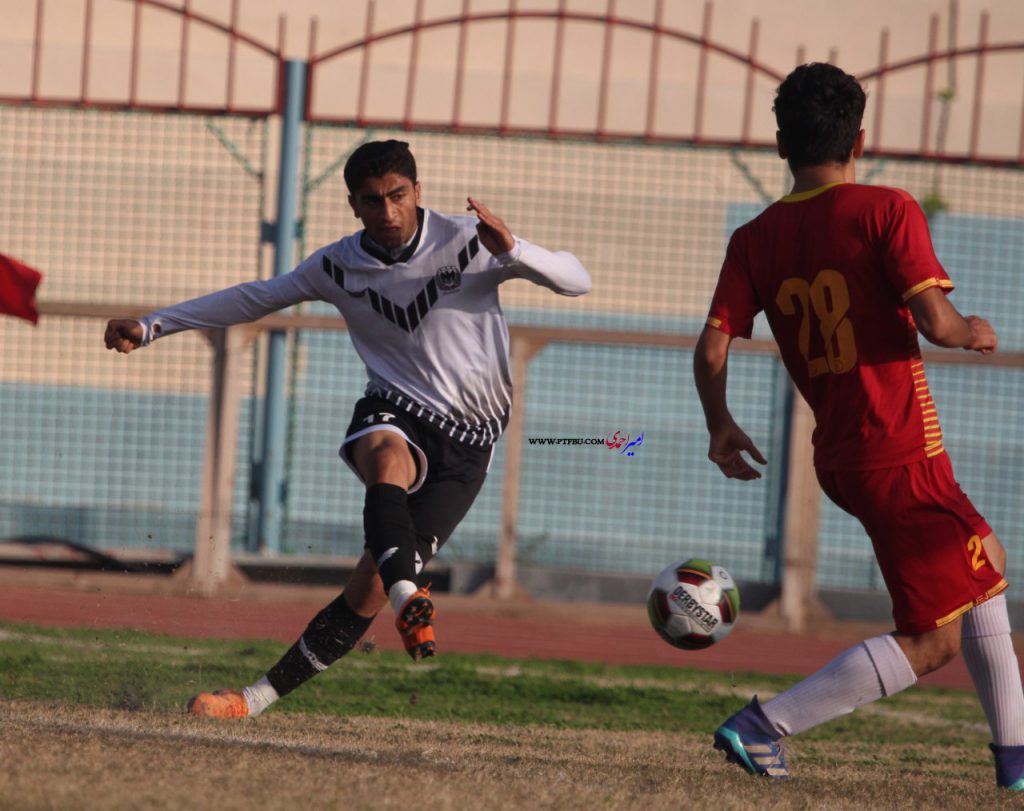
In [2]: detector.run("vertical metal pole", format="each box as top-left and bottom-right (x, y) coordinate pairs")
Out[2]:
(1019, 75), (1024, 162)
(452, 0), (470, 128)
(693, 1), (712, 142)
(31, 0), (44, 102)
(357, 0), (375, 126)
(178, 0), (191, 109)
(872, 28), (888, 150)
(968, 12), (989, 160)
(403, 0), (424, 129)
(921, 16), (939, 154)
(227, 0), (239, 112)
(306, 17), (318, 120)
(81, 0), (93, 103)
(740, 18), (759, 145)
(495, 334), (545, 599)
(763, 364), (794, 587)
(193, 327), (247, 595)
(257, 59), (307, 555)
(778, 392), (823, 633)
(499, 0), (517, 134)
(547, 0), (566, 136)
(643, 0), (664, 140)
(596, 0), (615, 139)
(129, 0), (141, 105)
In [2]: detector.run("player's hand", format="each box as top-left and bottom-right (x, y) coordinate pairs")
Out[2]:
(467, 197), (515, 256)
(964, 315), (997, 355)
(708, 421), (767, 481)
(104, 319), (144, 354)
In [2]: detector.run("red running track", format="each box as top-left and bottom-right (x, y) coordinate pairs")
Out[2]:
(0, 583), (981, 690)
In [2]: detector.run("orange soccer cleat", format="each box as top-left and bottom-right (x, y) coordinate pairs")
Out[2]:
(395, 586), (436, 661)
(187, 689), (249, 719)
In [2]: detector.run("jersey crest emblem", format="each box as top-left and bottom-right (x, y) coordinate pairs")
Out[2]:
(435, 265), (462, 293)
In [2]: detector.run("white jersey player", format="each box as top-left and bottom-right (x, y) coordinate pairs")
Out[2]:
(105, 139), (590, 719)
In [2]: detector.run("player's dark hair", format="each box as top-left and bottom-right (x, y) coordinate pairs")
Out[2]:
(773, 63), (866, 171)
(343, 139), (417, 193)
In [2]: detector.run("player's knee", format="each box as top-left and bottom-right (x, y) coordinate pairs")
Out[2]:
(353, 435), (416, 488)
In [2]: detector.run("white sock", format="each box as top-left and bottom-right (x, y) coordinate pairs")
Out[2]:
(388, 580), (419, 615)
(961, 594), (1024, 745)
(761, 634), (917, 736)
(242, 675), (280, 718)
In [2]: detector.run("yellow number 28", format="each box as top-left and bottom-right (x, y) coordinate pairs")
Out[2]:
(776, 270), (858, 378)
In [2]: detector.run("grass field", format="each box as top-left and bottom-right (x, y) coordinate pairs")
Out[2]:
(0, 621), (1019, 810)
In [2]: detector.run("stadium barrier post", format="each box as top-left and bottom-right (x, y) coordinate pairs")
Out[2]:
(494, 331), (548, 600)
(777, 391), (826, 632)
(256, 58), (308, 556)
(191, 326), (252, 595)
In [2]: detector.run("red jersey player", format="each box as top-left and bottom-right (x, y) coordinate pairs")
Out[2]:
(694, 63), (1024, 789)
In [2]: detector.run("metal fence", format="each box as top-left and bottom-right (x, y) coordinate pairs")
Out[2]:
(2, 104), (1023, 613)
(1, 0), (1023, 624)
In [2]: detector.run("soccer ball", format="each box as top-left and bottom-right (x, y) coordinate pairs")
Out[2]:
(646, 558), (740, 650)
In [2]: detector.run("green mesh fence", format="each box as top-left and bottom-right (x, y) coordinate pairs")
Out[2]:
(290, 125), (791, 579)
(813, 158), (1024, 596)
(0, 106), (266, 553)
(1, 107), (1022, 605)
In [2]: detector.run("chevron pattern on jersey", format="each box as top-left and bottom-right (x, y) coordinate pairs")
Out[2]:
(458, 235), (480, 271)
(321, 233), (479, 333)
(366, 280), (438, 332)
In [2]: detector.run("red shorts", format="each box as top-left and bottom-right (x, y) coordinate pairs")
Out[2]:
(816, 453), (1006, 635)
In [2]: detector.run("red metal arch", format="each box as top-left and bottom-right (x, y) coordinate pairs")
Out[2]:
(7, 0), (1024, 165)
(859, 10), (1024, 162)
(306, 0), (783, 143)
(14, 0), (283, 116)
(304, 1), (1024, 166)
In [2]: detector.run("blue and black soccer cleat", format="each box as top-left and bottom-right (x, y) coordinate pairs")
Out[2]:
(990, 743), (1024, 790)
(713, 696), (789, 779)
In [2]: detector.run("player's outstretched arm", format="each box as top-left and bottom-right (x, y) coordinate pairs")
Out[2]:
(908, 287), (997, 354)
(467, 196), (591, 297)
(102, 269), (325, 353)
(693, 326), (767, 481)
(104, 319), (144, 354)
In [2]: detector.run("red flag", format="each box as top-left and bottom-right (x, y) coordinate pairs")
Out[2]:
(0, 253), (43, 325)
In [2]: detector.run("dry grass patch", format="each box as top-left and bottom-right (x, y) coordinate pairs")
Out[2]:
(0, 700), (1014, 811)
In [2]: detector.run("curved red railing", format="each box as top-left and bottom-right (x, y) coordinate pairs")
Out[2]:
(5, 0), (1024, 165)
(9, 0), (283, 116)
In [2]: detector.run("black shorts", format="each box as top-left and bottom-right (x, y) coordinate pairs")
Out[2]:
(340, 396), (493, 564)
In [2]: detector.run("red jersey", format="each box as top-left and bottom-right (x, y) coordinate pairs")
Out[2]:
(706, 182), (953, 471)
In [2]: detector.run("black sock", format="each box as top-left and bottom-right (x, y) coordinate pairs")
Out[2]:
(265, 593), (375, 697)
(363, 482), (418, 592)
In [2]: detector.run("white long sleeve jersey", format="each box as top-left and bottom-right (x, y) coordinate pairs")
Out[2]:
(140, 207), (591, 447)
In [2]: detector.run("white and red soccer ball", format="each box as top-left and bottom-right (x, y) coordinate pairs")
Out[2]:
(647, 558), (740, 650)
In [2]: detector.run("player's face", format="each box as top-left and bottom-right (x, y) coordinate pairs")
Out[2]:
(349, 173), (422, 250)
